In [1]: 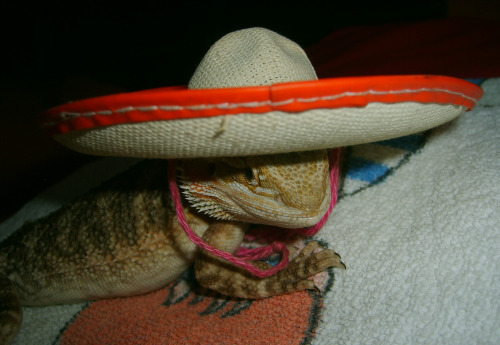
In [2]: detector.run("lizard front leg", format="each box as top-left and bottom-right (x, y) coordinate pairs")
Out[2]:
(194, 221), (344, 299)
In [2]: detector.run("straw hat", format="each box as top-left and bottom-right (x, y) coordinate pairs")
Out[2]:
(41, 28), (483, 158)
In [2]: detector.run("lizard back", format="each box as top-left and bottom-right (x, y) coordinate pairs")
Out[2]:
(0, 160), (206, 306)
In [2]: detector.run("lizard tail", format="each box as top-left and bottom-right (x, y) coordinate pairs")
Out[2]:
(0, 275), (22, 345)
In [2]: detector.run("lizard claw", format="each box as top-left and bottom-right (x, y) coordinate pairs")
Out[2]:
(289, 240), (345, 270)
(196, 237), (344, 299)
(263, 241), (344, 296)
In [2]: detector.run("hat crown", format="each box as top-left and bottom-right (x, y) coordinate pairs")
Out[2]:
(188, 28), (317, 89)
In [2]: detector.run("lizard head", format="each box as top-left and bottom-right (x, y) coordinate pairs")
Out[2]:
(180, 150), (331, 228)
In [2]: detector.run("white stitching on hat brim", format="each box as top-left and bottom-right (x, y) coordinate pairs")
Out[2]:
(45, 87), (478, 128)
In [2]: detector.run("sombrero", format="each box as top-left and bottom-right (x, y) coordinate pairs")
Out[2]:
(40, 27), (483, 159)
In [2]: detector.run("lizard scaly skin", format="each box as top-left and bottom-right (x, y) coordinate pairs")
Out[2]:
(0, 149), (344, 345)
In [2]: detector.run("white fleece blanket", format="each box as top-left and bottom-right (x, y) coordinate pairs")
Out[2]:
(1, 78), (498, 345)
(315, 78), (500, 345)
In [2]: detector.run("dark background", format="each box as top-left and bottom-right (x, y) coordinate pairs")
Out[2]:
(1, 0), (499, 221)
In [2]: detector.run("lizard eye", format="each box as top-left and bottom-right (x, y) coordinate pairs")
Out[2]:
(244, 168), (254, 181)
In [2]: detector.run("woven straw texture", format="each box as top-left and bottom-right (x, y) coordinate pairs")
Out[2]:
(188, 28), (317, 89)
(55, 102), (465, 158)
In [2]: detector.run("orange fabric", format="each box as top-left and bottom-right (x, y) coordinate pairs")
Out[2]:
(59, 271), (328, 345)
(41, 75), (483, 136)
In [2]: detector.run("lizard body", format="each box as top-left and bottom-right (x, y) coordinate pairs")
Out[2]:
(0, 150), (343, 345)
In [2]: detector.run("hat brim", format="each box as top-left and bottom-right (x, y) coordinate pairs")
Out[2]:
(41, 75), (483, 158)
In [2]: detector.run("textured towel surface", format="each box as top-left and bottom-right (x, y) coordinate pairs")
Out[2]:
(0, 79), (498, 344)
(313, 78), (500, 345)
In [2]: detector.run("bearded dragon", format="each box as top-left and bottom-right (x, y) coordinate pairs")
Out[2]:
(0, 149), (344, 345)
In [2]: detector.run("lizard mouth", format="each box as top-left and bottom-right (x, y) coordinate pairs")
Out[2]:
(180, 150), (332, 229)
(219, 185), (332, 229)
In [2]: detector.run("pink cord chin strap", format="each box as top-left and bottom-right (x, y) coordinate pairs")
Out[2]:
(167, 149), (341, 278)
